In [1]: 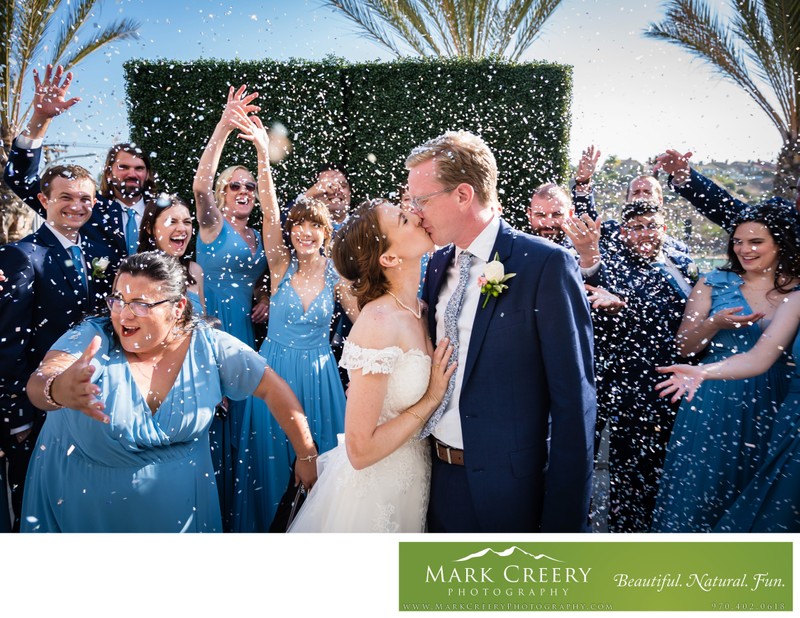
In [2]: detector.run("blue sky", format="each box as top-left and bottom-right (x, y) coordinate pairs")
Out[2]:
(39, 0), (779, 175)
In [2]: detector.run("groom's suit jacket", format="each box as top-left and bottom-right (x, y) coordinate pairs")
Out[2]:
(422, 218), (597, 532)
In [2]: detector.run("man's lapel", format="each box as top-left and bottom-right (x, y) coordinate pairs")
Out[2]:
(36, 226), (86, 297)
(462, 219), (514, 386)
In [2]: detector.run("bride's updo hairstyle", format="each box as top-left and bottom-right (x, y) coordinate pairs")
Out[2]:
(332, 199), (391, 310)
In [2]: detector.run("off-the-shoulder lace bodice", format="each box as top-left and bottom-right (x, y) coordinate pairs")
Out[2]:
(340, 341), (432, 425)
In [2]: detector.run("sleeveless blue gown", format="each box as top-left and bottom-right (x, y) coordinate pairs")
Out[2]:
(652, 270), (794, 531)
(196, 220), (266, 531)
(21, 318), (268, 532)
(714, 329), (800, 532)
(233, 257), (346, 531)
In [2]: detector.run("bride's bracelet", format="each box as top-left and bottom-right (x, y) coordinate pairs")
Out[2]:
(297, 453), (319, 462)
(405, 410), (425, 425)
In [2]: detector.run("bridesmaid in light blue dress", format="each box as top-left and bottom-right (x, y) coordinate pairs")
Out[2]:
(193, 86), (270, 531)
(137, 194), (206, 315)
(21, 252), (318, 532)
(230, 109), (359, 531)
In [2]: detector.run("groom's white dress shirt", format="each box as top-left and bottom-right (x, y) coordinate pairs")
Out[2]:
(432, 215), (500, 450)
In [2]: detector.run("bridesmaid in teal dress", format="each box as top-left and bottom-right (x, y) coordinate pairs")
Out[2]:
(193, 86), (270, 531)
(658, 291), (800, 532)
(230, 106), (359, 531)
(655, 206), (800, 531)
(21, 252), (318, 532)
(137, 194), (206, 314)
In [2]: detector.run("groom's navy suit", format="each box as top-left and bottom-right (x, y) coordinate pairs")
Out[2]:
(422, 219), (597, 532)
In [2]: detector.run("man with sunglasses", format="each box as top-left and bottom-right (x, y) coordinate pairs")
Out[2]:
(4, 65), (159, 278)
(0, 164), (112, 531)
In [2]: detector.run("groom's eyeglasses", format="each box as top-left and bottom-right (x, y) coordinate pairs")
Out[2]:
(408, 187), (456, 212)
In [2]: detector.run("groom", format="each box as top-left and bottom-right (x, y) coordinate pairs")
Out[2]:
(407, 131), (596, 532)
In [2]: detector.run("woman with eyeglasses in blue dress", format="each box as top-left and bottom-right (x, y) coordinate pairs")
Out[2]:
(20, 252), (317, 532)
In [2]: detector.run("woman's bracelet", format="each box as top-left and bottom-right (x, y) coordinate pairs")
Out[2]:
(297, 453), (319, 462)
(405, 410), (426, 425)
(43, 372), (65, 408)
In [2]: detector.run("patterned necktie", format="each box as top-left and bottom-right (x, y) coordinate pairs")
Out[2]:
(69, 245), (87, 290)
(125, 207), (139, 255)
(420, 250), (473, 439)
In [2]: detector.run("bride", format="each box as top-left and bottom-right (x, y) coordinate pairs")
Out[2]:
(288, 198), (455, 532)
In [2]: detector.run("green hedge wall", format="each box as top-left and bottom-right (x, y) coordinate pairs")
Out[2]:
(124, 56), (571, 230)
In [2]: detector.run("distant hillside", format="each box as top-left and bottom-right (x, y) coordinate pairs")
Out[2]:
(571, 156), (778, 263)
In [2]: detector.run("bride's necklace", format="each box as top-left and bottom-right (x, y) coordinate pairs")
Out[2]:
(387, 291), (422, 319)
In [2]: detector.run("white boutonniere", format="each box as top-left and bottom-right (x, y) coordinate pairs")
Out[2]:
(91, 257), (110, 279)
(478, 252), (516, 309)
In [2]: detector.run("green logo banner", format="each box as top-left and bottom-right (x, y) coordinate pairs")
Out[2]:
(399, 542), (792, 612)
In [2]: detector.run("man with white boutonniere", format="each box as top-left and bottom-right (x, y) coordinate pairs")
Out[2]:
(407, 131), (597, 532)
(0, 164), (112, 532)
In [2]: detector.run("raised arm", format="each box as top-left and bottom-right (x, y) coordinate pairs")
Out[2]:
(654, 149), (750, 233)
(572, 145), (601, 219)
(239, 115), (291, 280)
(657, 291), (800, 402)
(193, 85), (260, 244)
(676, 276), (764, 358)
(23, 64), (81, 140)
(4, 65), (81, 212)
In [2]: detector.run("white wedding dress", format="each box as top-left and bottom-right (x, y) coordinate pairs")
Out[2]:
(288, 342), (432, 532)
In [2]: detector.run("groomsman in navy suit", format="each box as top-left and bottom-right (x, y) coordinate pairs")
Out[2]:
(585, 199), (697, 532)
(4, 64), (158, 275)
(407, 130), (596, 533)
(0, 164), (111, 531)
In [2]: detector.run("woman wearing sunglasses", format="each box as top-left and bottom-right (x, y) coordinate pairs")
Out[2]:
(21, 252), (318, 532)
(192, 86), (270, 531)
(222, 101), (360, 531)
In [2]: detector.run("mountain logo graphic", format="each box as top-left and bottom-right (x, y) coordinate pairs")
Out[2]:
(454, 546), (564, 563)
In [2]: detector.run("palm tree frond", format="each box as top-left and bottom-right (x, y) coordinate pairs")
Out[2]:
(321, 1), (411, 56)
(324, 0), (563, 59)
(56, 18), (140, 69)
(644, 0), (786, 136)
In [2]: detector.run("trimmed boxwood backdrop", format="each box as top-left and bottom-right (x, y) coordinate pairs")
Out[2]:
(124, 56), (572, 231)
